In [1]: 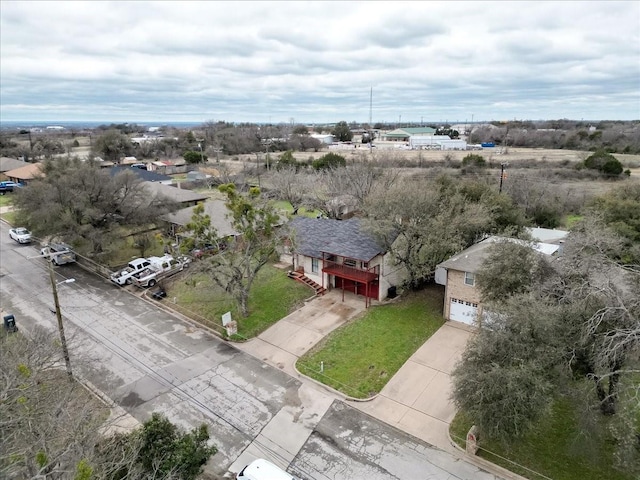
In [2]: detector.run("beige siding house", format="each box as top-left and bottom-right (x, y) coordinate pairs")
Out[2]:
(285, 217), (404, 305)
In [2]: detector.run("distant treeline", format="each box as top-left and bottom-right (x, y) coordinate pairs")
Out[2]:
(469, 120), (640, 154)
(2, 119), (639, 162)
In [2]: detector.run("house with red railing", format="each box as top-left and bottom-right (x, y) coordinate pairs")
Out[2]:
(285, 217), (404, 306)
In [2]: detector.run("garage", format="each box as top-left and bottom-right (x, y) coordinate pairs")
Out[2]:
(449, 298), (478, 325)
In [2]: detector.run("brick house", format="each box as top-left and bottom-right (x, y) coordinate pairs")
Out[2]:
(3, 162), (43, 185)
(285, 217), (404, 305)
(435, 229), (568, 326)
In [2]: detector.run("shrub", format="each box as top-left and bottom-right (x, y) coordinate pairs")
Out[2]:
(183, 150), (207, 164)
(602, 159), (623, 175)
(584, 150), (622, 175)
(461, 154), (486, 168)
(312, 152), (347, 170)
(276, 150), (297, 170)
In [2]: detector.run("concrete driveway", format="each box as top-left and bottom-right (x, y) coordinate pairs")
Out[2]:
(352, 322), (473, 451)
(236, 290), (367, 378)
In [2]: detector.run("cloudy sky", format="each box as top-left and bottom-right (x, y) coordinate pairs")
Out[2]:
(1, 1), (639, 124)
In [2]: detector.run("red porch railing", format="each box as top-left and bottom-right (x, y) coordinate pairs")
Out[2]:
(322, 261), (378, 283)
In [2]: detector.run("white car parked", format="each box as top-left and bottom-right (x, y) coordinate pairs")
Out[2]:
(9, 227), (32, 244)
(110, 258), (152, 286)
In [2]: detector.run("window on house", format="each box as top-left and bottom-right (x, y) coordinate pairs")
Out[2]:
(344, 258), (356, 268)
(311, 257), (319, 273)
(361, 261), (369, 269)
(464, 272), (475, 286)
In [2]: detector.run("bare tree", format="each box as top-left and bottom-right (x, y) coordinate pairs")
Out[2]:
(267, 166), (310, 214)
(453, 216), (640, 472)
(13, 157), (178, 255)
(1, 327), (112, 478)
(187, 184), (280, 318)
(305, 163), (399, 219)
(364, 175), (493, 288)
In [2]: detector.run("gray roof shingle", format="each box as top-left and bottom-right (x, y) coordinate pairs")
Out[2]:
(288, 217), (385, 261)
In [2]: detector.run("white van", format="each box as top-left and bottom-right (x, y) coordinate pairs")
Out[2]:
(236, 459), (296, 480)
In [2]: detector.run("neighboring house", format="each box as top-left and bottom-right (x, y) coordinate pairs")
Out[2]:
(142, 181), (208, 207)
(382, 127), (436, 142)
(162, 199), (238, 239)
(148, 159), (189, 175)
(0, 157), (29, 177)
(108, 166), (173, 185)
(435, 229), (568, 326)
(285, 217), (404, 304)
(3, 162), (43, 185)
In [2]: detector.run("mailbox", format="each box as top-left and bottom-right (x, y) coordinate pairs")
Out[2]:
(3, 314), (18, 333)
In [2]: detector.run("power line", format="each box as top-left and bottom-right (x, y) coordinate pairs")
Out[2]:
(19, 260), (332, 479)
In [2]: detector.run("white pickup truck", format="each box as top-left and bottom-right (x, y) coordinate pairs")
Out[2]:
(110, 258), (152, 286)
(131, 255), (187, 288)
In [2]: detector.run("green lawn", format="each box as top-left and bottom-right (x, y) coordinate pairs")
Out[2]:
(563, 214), (583, 229)
(297, 287), (445, 398)
(1, 211), (16, 225)
(0, 194), (13, 207)
(272, 200), (322, 218)
(450, 397), (634, 480)
(165, 264), (312, 338)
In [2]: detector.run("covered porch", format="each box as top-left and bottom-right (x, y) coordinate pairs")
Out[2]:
(321, 254), (380, 307)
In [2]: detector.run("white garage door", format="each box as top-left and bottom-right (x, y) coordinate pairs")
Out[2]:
(449, 298), (478, 325)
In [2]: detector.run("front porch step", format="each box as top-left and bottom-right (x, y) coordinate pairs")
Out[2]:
(288, 271), (327, 296)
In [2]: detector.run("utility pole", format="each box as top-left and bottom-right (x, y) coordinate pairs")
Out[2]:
(48, 261), (73, 378)
(499, 162), (508, 193)
(369, 86), (373, 151)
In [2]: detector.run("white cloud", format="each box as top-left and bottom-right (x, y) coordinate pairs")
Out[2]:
(1, 0), (638, 123)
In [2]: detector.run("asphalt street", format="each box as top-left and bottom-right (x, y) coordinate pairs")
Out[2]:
(0, 220), (502, 480)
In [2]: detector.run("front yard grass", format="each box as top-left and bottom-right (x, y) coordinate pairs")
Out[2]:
(165, 264), (312, 338)
(272, 200), (322, 218)
(297, 287), (445, 398)
(450, 397), (634, 480)
(1, 211), (17, 225)
(0, 194), (13, 207)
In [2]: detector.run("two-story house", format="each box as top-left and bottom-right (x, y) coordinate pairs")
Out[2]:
(285, 217), (404, 306)
(435, 228), (568, 326)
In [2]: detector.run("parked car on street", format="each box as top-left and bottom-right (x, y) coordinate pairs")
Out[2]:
(9, 227), (32, 244)
(131, 255), (187, 288)
(41, 243), (76, 265)
(110, 257), (152, 286)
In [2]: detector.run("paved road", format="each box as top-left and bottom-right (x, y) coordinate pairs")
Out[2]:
(0, 221), (503, 480)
